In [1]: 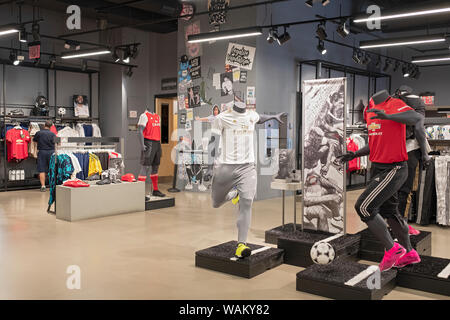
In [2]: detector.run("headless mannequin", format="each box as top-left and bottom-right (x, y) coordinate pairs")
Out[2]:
(339, 90), (425, 252)
(138, 109), (164, 198)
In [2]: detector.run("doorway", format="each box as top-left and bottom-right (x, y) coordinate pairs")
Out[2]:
(155, 96), (178, 180)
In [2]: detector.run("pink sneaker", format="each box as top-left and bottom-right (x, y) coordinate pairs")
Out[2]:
(408, 225), (421, 236)
(395, 249), (421, 268)
(379, 243), (406, 272)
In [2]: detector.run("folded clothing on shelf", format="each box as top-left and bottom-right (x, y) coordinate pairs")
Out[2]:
(63, 179), (90, 188)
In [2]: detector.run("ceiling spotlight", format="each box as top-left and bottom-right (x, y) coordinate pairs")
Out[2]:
(49, 55), (56, 69)
(305, 0), (313, 7)
(131, 45), (139, 59)
(383, 59), (392, 72)
(31, 22), (40, 42)
(123, 47), (131, 63)
(267, 28), (278, 44)
(81, 60), (88, 72)
(322, 0), (330, 6)
(19, 26), (27, 43)
(112, 49), (120, 63)
(317, 40), (327, 55)
(64, 40), (81, 50)
(361, 53), (372, 65)
(375, 56), (382, 68)
(393, 60), (400, 72)
(277, 27), (291, 45)
(126, 67), (134, 77)
(352, 49), (362, 64)
(336, 20), (349, 38)
(316, 22), (327, 41)
(402, 64), (411, 77)
(10, 51), (24, 66)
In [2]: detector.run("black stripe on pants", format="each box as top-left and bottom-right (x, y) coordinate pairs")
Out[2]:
(355, 162), (408, 222)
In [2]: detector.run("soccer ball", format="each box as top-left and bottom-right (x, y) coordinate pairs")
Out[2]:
(58, 107), (66, 116)
(310, 241), (336, 265)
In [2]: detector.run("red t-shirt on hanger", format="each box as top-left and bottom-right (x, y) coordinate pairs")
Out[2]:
(6, 128), (31, 162)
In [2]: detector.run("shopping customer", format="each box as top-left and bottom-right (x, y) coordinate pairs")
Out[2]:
(33, 120), (56, 192)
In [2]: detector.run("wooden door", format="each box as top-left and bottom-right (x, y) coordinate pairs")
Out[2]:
(155, 98), (177, 177)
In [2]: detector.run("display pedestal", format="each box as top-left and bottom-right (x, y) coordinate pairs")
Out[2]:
(278, 230), (360, 268)
(265, 223), (303, 245)
(396, 255), (450, 296)
(145, 195), (175, 211)
(195, 241), (284, 279)
(358, 228), (432, 262)
(296, 259), (397, 300)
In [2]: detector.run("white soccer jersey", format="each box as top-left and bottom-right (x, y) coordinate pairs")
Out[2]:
(212, 109), (260, 164)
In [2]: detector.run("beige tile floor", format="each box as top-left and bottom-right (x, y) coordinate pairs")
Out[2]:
(0, 185), (448, 300)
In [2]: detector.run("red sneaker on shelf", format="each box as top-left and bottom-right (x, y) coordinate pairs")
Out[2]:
(395, 249), (421, 268)
(408, 225), (421, 236)
(379, 243), (406, 272)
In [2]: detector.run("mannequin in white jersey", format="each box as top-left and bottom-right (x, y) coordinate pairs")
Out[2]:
(210, 101), (285, 258)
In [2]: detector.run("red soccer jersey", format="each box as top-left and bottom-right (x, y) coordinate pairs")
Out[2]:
(6, 128), (31, 162)
(142, 113), (161, 141)
(364, 97), (413, 164)
(347, 138), (360, 172)
(50, 125), (57, 134)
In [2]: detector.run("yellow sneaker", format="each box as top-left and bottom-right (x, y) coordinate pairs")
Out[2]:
(231, 194), (240, 205)
(235, 242), (251, 259)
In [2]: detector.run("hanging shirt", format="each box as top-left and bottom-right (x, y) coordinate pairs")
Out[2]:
(346, 138), (360, 172)
(364, 97), (413, 164)
(88, 153), (103, 177)
(212, 109), (260, 164)
(138, 111), (161, 141)
(6, 128), (31, 162)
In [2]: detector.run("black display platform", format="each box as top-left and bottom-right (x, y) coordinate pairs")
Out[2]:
(278, 230), (361, 268)
(396, 255), (450, 296)
(265, 223), (303, 245)
(145, 196), (175, 211)
(297, 259), (397, 300)
(195, 241), (284, 279)
(358, 228), (432, 262)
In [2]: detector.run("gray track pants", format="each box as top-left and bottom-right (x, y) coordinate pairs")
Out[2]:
(211, 163), (257, 243)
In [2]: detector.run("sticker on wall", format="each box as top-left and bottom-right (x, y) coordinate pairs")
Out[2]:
(185, 21), (202, 58)
(225, 43), (256, 71)
(221, 100), (234, 112)
(185, 120), (192, 131)
(208, 0), (230, 26)
(179, 55), (192, 83)
(187, 86), (201, 108)
(213, 73), (221, 89)
(225, 64), (233, 73)
(180, 2), (196, 21)
(239, 71), (247, 83)
(187, 109), (194, 121)
(179, 110), (187, 124)
(189, 56), (201, 80)
(129, 110), (138, 118)
(233, 69), (240, 82)
(178, 94), (187, 110)
(246, 86), (256, 107)
(220, 72), (233, 96)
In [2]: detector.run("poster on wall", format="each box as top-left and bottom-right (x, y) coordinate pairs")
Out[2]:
(220, 72), (233, 96)
(302, 78), (347, 234)
(73, 95), (89, 118)
(189, 56), (201, 80)
(178, 95), (187, 110)
(187, 86), (201, 108)
(180, 2), (195, 21)
(208, 0), (230, 25)
(246, 86), (256, 105)
(239, 71), (247, 83)
(225, 43), (256, 71)
(233, 69), (240, 82)
(185, 21), (202, 58)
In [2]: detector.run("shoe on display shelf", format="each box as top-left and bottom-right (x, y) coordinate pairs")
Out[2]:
(152, 190), (166, 198)
(235, 242), (251, 259)
(96, 177), (111, 185)
(379, 242), (406, 272)
(395, 249), (421, 268)
(408, 225), (421, 236)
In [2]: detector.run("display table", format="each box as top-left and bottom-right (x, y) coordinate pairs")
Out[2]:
(56, 181), (145, 221)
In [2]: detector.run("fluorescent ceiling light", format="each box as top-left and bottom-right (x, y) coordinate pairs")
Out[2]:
(61, 48), (111, 59)
(188, 27), (262, 43)
(412, 54), (450, 64)
(360, 35), (446, 49)
(354, 6), (450, 23)
(0, 25), (19, 36)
